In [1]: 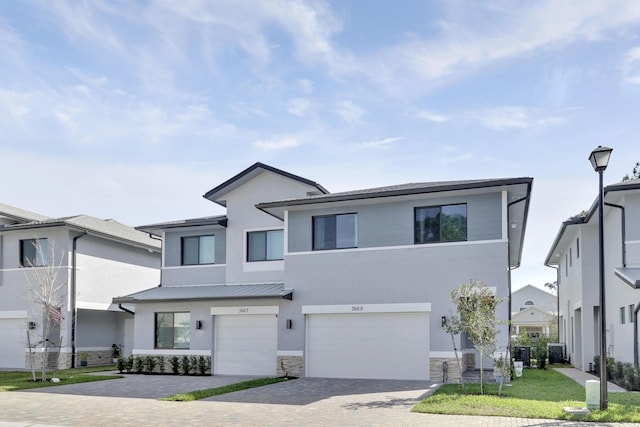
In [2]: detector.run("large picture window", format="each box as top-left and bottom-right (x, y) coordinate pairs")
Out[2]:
(20, 238), (50, 267)
(155, 312), (190, 349)
(247, 229), (284, 262)
(313, 213), (357, 250)
(414, 204), (467, 244)
(182, 235), (215, 265)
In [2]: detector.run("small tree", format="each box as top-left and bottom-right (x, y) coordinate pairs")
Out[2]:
(450, 279), (505, 395)
(22, 239), (66, 382)
(442, 314), (465, 394)
(622, 162), (640, 181)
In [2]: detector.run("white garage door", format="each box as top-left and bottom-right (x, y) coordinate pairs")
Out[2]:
(306, 312), (429, 380)
(214, 314), (277, 375)
(0, 318), (26, 369)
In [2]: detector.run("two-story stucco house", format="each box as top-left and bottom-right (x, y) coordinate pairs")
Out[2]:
(511, 285), (557, 341)
(0, 203), (160, 369)
(545, 178), (640, 370)
(115, 163), (532, 381)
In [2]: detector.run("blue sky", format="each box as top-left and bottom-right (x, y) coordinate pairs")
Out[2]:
(2, 1), (640, 290)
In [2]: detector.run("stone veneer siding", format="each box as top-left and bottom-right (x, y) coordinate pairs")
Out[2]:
(277, 355), (304, 378)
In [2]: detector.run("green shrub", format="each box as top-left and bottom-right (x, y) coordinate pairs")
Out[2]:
(145, 355), (157, 373)
(197, 356), (211, 375)
(116, 356), (126, 373)
(170, 356), (180, 374)
(181, 355), (191, 375)
(533, 337), (548, 369)
(134, 356), (144, 374)
(125, 355), (134, 373)
(157, 355), (165, 374)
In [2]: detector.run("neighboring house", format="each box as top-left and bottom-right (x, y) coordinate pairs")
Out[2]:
(0, 203), (160, 369)
(511, 285), (557, 340)
(545, 178), (640, 370)
(115, 163), (532, 381)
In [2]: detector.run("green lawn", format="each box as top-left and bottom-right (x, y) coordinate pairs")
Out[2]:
(0, 366), (121, 392)
(159, 377), (288, 401)
(413, 368), (640, 422)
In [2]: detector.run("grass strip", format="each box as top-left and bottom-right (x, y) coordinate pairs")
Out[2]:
(1, 366), (121, 392)
(412, 368), (640, 422)
(160, 377), (288, 401)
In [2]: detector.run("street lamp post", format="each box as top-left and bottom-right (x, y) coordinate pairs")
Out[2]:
(589, 145), (613, 411)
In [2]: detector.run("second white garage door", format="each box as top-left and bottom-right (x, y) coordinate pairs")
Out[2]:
(214, 314), (277, 375)
(0, 317), (26, 369)
(306, 312), (429, 380)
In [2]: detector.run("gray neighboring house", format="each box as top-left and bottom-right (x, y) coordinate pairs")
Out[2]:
(545, 178), (640, 371)
(116, 163), (532, 381)
(0, 203), (160, 369)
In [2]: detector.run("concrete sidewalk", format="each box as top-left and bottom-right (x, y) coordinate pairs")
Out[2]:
(554, 367), (627, 392)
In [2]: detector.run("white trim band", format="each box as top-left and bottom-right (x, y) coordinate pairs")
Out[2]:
(211, 305), (279, 315)
(132, 349), (211, 356)
(277, 351), (303, 357)
(0, 310), (28, 319)
(302, 303), (431, 314)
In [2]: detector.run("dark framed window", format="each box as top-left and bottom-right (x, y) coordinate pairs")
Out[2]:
(181, 235), (215, 265)
(247, 229), (284, 262)
(155, 312), (190, 349)
(313, 213), (357, 250)
(414, 204), (467, 244)
(576, 238), (580, 259)
(20, 238), (50, 267)
(620, 307), (626, 325)
(630, 305), (635, 323)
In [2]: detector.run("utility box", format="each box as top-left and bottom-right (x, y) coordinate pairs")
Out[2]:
(514, 346), (531, 367)
(548, 343), (565, 364)
(586, 380), (600, 410)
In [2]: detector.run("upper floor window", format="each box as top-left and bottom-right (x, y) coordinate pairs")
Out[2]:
(414, 204), (467, 244)
(313, 213), (357, 250)
(247, 229), (284, 262)
(630, 305), (636, 323)
(620, 307), (626, 325)
(524, 300), (534, 306)
(181, 235), (215, 265)
(20, 238), (50, 267)
(155, 312), (190, 349)
(576, 238), (580, 259)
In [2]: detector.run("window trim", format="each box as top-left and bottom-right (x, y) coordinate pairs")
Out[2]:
(20, 238), (50, 267)
(181, 235), (215, 265)
(414, 203), (468, 244)
(246, 229), (284, 262)
(312, 213), (358, 251)
(620, 306), (626, 325)
(154, 312), (191, 349)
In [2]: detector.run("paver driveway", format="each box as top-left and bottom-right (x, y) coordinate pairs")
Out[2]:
(2, 374), (638, 426)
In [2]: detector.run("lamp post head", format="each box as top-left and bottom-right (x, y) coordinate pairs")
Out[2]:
(589, 146), (613, 172)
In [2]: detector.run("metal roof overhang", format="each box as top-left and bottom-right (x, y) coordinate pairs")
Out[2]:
(112, 283), (293, 304)
(615, 268), (640, 289)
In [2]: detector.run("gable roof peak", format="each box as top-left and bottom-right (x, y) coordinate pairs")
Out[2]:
(203, 162), (328, 207)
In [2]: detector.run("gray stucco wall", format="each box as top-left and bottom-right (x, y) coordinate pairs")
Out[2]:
(280, 241), (510, 355)
(287, 192), (502, 252)
(132, 297), (288, 353)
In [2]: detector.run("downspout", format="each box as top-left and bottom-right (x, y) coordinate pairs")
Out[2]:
(118, 304), (135, 316)
(604, 202), (626, 267)
(635, 303), (640, 368)
(507, 195), (530, 361)
(71, 231), (87, 368)
(147, 233), (163, 287)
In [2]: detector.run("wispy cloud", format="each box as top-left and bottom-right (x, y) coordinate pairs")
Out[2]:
(357, 2), (640, 95)
(622, 46), (640, 84)
(417, 109), (449, 123)
(336, 100), (364, 125)
(356, 137), (403, 149)
(287, 98), (311, 117)
(253, 136), (300, 150)
(464, 106), (566, 131)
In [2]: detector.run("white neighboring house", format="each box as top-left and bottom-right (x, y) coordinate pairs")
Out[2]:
(114, 163), (533, 381)
(545, 178), (640, 371)
(0, 203), (160, 369)
(511, 285), (557, 340)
